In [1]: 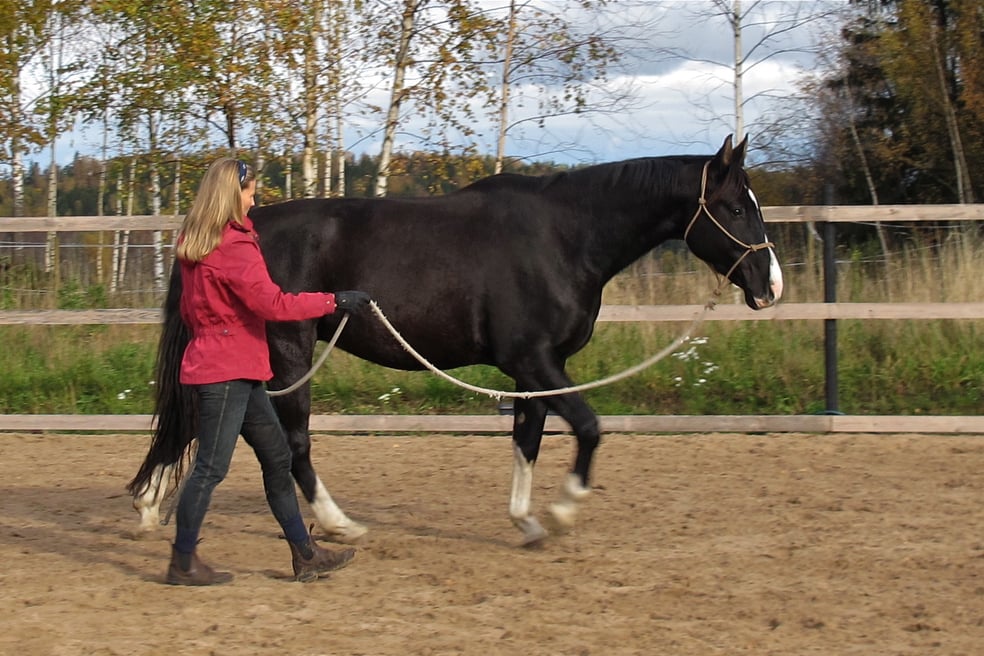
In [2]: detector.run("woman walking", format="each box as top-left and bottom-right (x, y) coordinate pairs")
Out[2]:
(165, 157), (370, 585)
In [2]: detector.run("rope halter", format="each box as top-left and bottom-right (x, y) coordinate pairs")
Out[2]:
(683, 160), (774, 296)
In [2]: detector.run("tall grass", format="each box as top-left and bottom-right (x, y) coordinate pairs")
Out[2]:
(1, 230), (982, 416)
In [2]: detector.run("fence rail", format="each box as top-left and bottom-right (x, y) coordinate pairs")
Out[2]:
(2, 413), (982, 434)
(2, 302), (984, 326)
(2, 206), (982, 435)
(2, 203), (984, 231)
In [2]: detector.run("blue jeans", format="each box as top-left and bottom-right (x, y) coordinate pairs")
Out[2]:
(175, 380), (304, 548)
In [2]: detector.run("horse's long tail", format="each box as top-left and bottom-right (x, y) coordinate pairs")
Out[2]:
(126, 264), (197, 496)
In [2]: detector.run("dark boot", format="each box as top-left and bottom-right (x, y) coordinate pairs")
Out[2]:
(289, 532), (356, 583)
(165, 545), (233, 586)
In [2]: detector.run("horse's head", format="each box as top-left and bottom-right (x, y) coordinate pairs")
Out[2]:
(683, 135), (783, 310)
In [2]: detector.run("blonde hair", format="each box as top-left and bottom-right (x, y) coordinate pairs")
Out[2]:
(177, 157), (255, 262)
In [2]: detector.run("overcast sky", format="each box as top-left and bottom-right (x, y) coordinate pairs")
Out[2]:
(52, 0), (847, 167)
(476, 0), (847, 165)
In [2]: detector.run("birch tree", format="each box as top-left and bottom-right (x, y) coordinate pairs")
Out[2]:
(485, 0), (635, 172)
(691, 0), (840, 150)
(86, 0), (218, 289)
(0, 1), (54, 217)
(372, 0), (420, 198)
(352, 0), (496, 197)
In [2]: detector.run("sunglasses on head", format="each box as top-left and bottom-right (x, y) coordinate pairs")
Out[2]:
(237, 160), (248, 186)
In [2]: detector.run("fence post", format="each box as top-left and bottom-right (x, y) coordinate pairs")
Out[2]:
(823, 220), (839, 414)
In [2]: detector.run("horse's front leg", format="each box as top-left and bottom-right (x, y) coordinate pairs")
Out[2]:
(509, 396), (550, 546)
(513, 356), (599, 535)
(268, 322), (366, 543)
(280, 401), (367, 543)
(131, 463), (173, 532)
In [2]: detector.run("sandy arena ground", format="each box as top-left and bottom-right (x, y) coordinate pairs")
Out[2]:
(1, 431), (982, 655)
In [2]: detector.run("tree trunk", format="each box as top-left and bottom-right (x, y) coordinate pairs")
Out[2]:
(494, 0), (518, 174)
(96, 110), (109, 285)
(10, 58), (25, 219)
(323, 151), (331, 196)
(335, 112), (346, 197)
(329, 0), (346, 197)
(301, 0), (322, 198)
(928, 18), (974, 203)
(46, 142), (58, 279)
(374, 0), (419, 198)
(731, 0), (745, 141)
(149, 114), (165, 291)
(118, 159), (135, 292)
(45, 30), (60, 277)
(110, 169), (123, 294)
(11, 150), (24, 219)
(171, 155), (180, 272)
(843, 83), (892, 294)
(255, 149), (265, 200)
(284, 151), (293, 199)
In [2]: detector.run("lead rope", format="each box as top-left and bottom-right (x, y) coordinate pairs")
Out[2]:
(365, 297), (716, 400)
(264, 277), (729, 404)
(268, 313), (350, 397)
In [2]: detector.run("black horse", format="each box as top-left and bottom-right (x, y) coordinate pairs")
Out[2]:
(130, 135), (782, 545)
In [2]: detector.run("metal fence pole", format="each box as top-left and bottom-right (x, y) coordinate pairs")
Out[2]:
(823, 220), (839, 414)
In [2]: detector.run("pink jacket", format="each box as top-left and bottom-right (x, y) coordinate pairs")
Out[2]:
(178, 216), (336, 385)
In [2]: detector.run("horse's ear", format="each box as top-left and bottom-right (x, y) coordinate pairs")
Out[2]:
(731, 135), (749, 168)
(712, 134), (749, 172)
(715, 134), (735, 167)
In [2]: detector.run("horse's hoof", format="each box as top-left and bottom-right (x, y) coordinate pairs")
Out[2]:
(521, 533), (548, 549)
(547, 501), (577, 534)
(514, 516), (549, 547)
(123, 526), (157, 541)
(562, 473), (591, 501)
(326, 522), (368, 544)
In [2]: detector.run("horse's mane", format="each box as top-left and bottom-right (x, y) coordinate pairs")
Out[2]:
(566, 158), (680, 194)
(459, 156), (723, 200)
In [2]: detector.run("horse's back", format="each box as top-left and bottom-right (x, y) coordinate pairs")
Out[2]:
(248, 189), (598, 370)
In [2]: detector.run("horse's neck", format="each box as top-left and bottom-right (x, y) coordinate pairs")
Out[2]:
(578, 193), (689, 284)
(552, 159), (696, 281)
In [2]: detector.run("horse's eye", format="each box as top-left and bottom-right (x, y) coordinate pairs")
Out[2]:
(732, 207), (743, 216)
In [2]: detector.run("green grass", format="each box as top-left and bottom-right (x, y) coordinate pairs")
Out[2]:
(1, 318), (980, 416)
(2, 232), (982, 416)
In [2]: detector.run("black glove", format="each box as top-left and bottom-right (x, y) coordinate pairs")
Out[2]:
(334, 290), (371, 312)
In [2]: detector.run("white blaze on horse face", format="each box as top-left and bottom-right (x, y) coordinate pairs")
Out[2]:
(768, 246), (784, 301)
(748, 188), (784, 304)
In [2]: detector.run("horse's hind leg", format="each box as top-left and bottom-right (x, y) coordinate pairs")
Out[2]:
(284, 417), (367, 544)
(512, 359), (600, 536)
(509, 396), (550, 545)
(542, 388), (599, 532)
(131, 463), (172, 532)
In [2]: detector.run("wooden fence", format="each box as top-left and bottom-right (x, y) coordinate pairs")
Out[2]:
(2, 205), (983, 435)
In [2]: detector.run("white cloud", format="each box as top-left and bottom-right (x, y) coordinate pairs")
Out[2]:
(50, 1), (841, 168)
